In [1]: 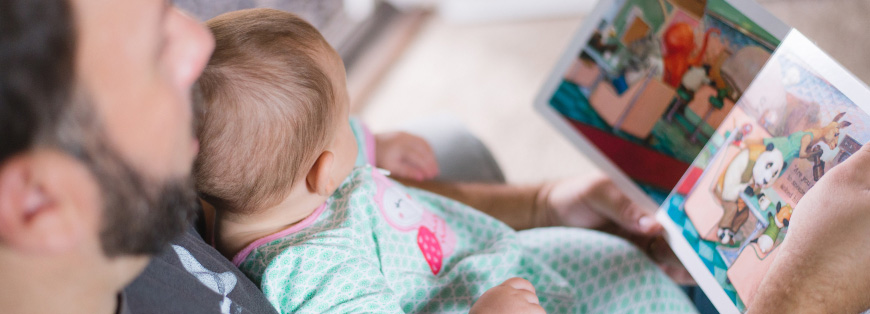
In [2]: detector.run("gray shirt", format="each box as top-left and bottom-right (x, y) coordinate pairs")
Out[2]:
(124, 224), (277, 314)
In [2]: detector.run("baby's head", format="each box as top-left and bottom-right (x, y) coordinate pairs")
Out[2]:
(195, 9), (357, 215)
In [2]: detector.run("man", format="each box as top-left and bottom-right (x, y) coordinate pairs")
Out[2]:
(0, 0), (215, 312)
(1, 0), (867, 313)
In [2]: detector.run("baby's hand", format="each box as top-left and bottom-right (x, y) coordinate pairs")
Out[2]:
(374, 131), (439, 181)
(469, 278), (545, 314)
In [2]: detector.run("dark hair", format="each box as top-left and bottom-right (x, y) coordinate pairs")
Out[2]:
(0, 0), (76, 161)
(0, 1), (198, 257)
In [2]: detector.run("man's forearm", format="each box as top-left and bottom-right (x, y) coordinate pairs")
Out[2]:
(396, 179), (548, 230)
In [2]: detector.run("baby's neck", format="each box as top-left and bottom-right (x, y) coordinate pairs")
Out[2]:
(215, 193), (328, 260)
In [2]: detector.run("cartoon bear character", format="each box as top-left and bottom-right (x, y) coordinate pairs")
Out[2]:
(715, 143), (787, 245)
(373, 170), (456, 275)
(378, 182), (426, 231)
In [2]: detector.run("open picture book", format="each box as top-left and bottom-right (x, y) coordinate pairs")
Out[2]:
(533, 0), (870, 313)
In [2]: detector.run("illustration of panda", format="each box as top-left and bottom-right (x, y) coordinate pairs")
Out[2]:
(714, 143), (787, 245)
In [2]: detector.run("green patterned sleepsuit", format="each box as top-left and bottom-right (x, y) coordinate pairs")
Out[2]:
(232, 121), (696, 314)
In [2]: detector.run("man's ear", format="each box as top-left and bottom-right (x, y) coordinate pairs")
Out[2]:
(0, 153), (93, 255)
(306, 151), (335, 196)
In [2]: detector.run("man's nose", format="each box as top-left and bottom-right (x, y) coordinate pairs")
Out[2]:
(170, 7), (215, 89)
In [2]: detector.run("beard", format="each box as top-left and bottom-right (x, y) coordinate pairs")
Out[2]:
(88, 146), (199, 257)
(56, 94), (200, 257)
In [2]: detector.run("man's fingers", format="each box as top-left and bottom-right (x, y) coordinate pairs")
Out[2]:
(613, 228), (694, 284)
(399, 159), (430, 181)
(584, 179), (662, 236)
(597, 187), (661, 235)
(403, 151), (438, 179)
(634, 211), (662, 235)
(660, 263), (696, 285)
(406, 166), (427, 182)
(405, 135), (439, 174)
(374, 131), (439, 180)
(415, 137), (438, 163)
(647, 236), (695, 285)
(648, 236), (674, 262)
(397, 132), (439, 177)
(611, 196), (661, 235)
(389, 163), (425, 181)
(410, 143), (439, 176)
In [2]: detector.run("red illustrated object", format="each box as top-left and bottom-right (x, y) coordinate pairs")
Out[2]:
(417, 226), (443, 275)
(663, 23), (721, 88)
(677, 166), (704, 195)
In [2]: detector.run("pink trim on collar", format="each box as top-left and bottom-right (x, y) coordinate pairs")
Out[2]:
(362, 122), (377, 166)
(231, 203), (328, 267)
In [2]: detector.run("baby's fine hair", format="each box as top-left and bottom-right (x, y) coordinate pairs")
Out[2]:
(195, 8), (336, 213)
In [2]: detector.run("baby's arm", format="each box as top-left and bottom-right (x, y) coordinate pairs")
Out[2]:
(469, 278), (545, 314)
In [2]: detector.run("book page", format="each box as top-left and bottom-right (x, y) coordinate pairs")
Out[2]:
(535, 0), (789, 211)
(659, 30), (870, 313)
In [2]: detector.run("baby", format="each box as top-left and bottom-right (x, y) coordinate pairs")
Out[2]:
(195, 8), (695, 314)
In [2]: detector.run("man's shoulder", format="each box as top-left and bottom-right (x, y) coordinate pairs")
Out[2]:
(124, 227), (277, 314)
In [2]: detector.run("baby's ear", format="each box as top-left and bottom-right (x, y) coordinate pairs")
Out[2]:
(306, 151), (335, 196)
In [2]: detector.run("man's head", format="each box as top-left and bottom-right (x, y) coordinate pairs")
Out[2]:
(0, 0), (214, 294)
(195, 9), (356, 215)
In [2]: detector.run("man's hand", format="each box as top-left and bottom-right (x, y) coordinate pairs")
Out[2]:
(538, 173), (694, 285)
(750, 144), (870, 313)
(469, 278), (545, 314)
(374, 132), (439, 181)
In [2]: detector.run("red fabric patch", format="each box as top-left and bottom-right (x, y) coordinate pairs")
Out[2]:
(417, 226), (442, 275)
